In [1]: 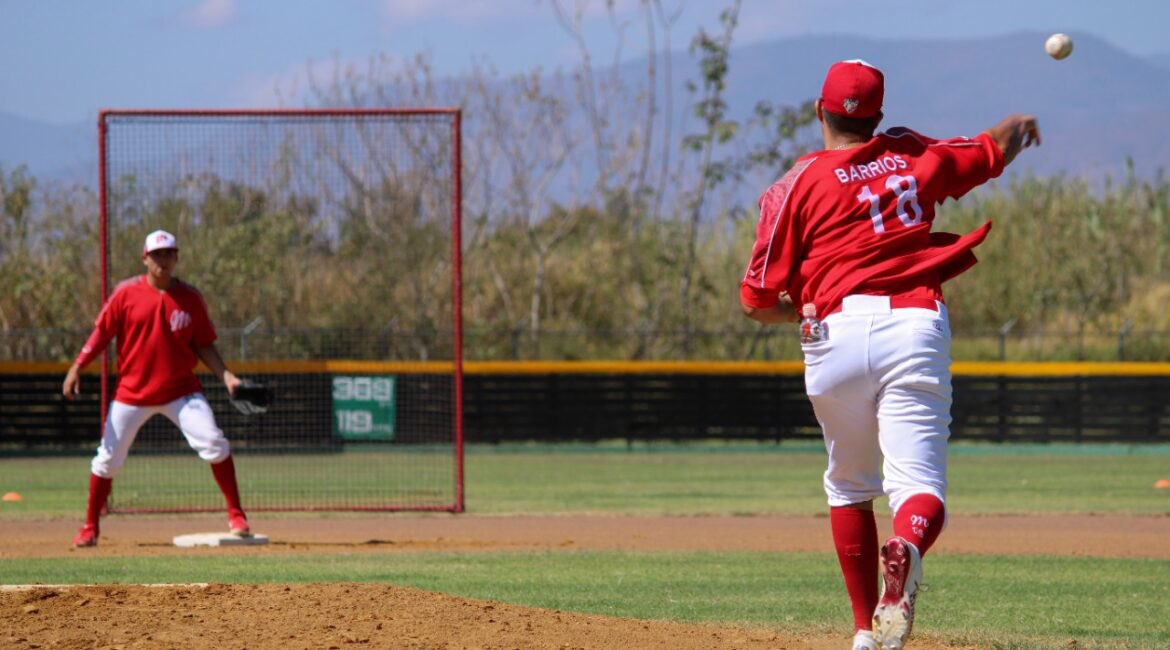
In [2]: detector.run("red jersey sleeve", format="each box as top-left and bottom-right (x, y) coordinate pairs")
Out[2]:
(939, 132), (1004, 201)
(739, 158), (816, 310)
(74, 281), (130, 369)
(903, 129), (1005, 203)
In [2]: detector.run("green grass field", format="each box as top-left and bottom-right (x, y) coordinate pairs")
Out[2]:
(3, 442), (1170, 649)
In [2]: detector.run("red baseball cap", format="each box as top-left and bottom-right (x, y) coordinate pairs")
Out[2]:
(820, 59), (884, 119)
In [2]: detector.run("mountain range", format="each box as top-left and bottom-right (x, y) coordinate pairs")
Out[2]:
(3, 31), (1169, 185)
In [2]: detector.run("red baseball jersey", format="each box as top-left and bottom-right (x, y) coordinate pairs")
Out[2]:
(75, 276), (218, 405)
(740, 127), (1005, 318)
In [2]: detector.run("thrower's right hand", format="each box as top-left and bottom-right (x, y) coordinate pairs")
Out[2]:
(987, 114), (1041, 167)
(62, 365), (82, 400)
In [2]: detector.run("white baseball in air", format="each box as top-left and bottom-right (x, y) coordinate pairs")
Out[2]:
(1045, 33), (1073, 60)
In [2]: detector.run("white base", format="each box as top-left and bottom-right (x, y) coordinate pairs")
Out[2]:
(172, 532), (269, 548)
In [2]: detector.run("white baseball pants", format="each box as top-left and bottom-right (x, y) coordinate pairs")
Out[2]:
(90, 393), (231, 478)
(802, 295), (951, 514)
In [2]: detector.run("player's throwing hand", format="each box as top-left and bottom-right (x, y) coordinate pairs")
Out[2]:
(986, 114), (1041, 165)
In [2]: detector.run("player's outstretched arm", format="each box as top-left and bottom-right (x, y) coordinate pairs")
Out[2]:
(984, 114), (1041, 167)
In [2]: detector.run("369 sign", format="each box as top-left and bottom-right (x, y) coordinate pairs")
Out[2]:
(332, 375), (396, 441)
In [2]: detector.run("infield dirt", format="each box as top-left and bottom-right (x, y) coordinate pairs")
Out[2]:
(3, 513), (1168, 649)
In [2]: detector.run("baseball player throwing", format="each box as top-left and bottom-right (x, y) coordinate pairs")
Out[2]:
(739, 60), (1039, 650)
(63, 230), (251, 547)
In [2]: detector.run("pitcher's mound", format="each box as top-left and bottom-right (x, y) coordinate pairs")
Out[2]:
(173, 532), (269, 547)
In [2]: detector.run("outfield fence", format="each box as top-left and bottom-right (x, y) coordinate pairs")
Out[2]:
(5, 361), (1170, 449)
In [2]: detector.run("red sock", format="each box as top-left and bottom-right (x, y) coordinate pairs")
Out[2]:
(85, 474), (113, 530)
(210, 455), (245, 518)
(830, 506), (879, 632)
(892, 493), (946, 556)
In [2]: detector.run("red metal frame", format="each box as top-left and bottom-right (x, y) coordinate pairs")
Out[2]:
(450, 110), (465, 513)
(97, 113), (111, 428)
(97, 107), (465, 513)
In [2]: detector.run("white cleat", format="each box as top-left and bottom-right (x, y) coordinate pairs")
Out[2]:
(872, 536), (922, 649)
(852, 629), (878, 650)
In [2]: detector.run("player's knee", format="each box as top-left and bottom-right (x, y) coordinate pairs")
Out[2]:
(90, 458), (123, 479)
(198, 439), (231, 464)
(825, 478), (884, 506)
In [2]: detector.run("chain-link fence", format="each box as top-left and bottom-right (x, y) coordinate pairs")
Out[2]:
(5, 324), (1170, 362)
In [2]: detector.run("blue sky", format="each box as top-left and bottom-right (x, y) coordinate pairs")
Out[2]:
(3, 0), (1169, 125)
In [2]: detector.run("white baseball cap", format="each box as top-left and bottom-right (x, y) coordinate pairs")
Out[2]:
(143, 229), (178, 254)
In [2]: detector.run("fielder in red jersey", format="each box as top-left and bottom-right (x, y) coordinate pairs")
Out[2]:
(739, 60), (1040, 650)
(63, 229), (251, 547)
(76, 275), (217, 405)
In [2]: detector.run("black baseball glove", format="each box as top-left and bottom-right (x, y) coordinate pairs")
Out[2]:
(230, 379), (270, 416)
